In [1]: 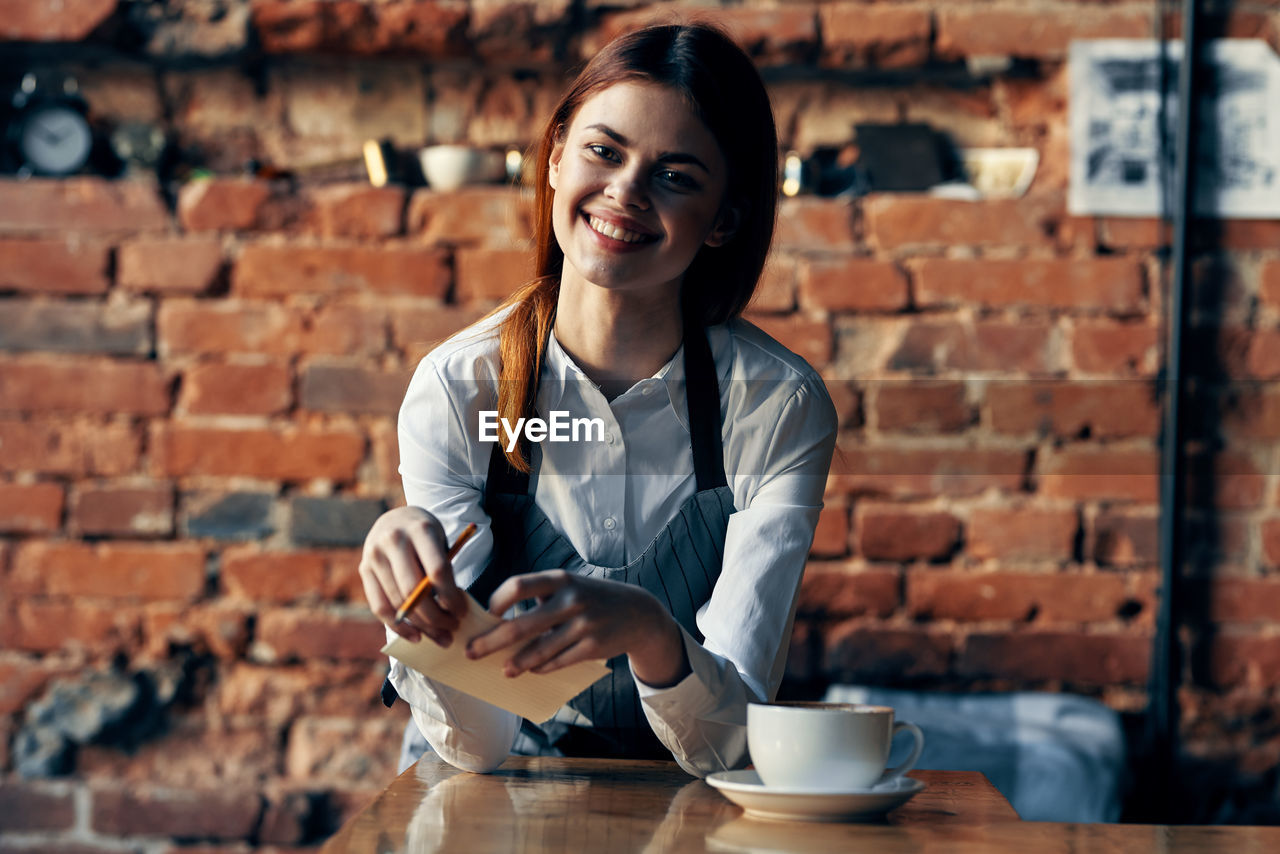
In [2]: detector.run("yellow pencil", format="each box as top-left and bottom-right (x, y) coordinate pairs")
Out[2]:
(393, 522), (477, 625)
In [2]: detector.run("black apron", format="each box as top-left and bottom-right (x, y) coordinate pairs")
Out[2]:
(386, 322), (734, 764)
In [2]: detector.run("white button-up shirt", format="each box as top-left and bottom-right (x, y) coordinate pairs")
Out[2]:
(388, 307), (837, 777)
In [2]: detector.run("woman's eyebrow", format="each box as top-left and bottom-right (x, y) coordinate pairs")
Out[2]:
(584, 123), (711, 174)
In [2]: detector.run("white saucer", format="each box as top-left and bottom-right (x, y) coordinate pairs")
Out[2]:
(705, 771), (925, 822)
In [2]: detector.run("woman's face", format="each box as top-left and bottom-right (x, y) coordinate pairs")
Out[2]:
(548, 81), (732, 300)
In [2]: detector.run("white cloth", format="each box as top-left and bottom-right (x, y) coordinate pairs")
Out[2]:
(387, 306), (838, 777)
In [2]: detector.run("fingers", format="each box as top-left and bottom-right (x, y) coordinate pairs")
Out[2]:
(507, 622), (593, 677)
(359, 558), (421, 643)
(405, 522), (467, 618)
(486, 569), (573, 617)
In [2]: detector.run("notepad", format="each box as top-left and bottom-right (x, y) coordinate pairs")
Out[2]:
(382, 591), (611, 723)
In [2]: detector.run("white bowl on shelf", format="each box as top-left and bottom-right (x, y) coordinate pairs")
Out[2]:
(418, 145), (506, 191)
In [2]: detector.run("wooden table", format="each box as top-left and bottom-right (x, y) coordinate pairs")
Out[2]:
(322, 756), (1280, 853)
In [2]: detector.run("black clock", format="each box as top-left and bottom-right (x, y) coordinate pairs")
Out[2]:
(5, 73), (94, 177)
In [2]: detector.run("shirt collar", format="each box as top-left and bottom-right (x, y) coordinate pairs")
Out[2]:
(541, 323), (733, 430)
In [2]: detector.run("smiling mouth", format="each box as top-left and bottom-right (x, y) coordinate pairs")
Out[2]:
(585, 214), (658, 245)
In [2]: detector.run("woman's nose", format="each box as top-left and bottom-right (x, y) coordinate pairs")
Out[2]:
(605, 168), (649, 209)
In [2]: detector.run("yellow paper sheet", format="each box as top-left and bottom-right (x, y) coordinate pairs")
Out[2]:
(382, 591), (611, 724)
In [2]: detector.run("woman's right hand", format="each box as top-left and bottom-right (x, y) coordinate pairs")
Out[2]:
(359, 506), (469, 646)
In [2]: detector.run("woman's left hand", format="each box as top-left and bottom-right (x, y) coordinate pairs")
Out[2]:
(465, 570), (691, 688)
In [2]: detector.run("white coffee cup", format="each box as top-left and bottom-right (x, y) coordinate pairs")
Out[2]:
(747, 702), (925, 791)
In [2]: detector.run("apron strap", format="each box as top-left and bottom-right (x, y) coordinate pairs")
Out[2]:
(683, 321), (728, 492)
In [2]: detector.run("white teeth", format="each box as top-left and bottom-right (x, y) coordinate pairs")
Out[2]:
(587, 215), (651, 244)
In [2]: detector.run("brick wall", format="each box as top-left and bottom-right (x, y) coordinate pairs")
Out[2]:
(3, 0), (1280, 847)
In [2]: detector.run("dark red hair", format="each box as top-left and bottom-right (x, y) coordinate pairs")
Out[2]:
(496, 23), (779, 472)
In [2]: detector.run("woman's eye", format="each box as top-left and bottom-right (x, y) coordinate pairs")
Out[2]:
(587, 144), (619, 162)
(658, 169), (697, 189)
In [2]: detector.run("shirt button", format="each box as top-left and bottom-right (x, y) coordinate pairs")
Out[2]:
(605, 432), (616, 445)
(602, 516), (617, 531)
(641, 383), (656, 396)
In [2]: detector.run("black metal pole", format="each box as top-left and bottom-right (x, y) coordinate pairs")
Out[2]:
(1147, 0), (1202, 815)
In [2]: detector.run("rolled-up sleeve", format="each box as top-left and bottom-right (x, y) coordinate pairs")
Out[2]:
(389, 356), (520, 772)
(635, 374), (838, 777)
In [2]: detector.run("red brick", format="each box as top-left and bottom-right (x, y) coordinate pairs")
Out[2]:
(298, 362), (412, 416)
(798, 563), (900, 617)
(0, 0), (116, 40)
(750, 255), (798, 313)
(1037, 447), (1159, 502)
(117, 237), (224, 294)
(12, 541), (206, 601)
(810, 504), (850, 557)
(0, 238), (110, 294)
(0, 782), (76, 831)
(959, 631), (1150, 684)
(819, 3), (932, 67)
(391, 304), (490, 356)
(916, 258), (1144, 312)
(1261, 260), (1280, 310)
(968, 506), (1078, 562)
(253, 0), (469, 57)
(71, 482), (175, 538)
(256, 609), (386, 663)
(150, 424), (365, 482)
(1072, 319), (1160, 375)
(1211, 219), (1280, 251)
(157, 300), (304, 356)
(284, 715), (403, 783)
(0, 656), (60, 714)
(865, 196), (1049, 250)
(408, 187), (535, 246)
(857, 505), (962, 562)
(908, 569), (1130, 623)
(1190, 451), (1266, 511)
(178, 178), (272, 231)
(798, 257), (908, 313)
(830, 445), (1026, 497)
(1245, 330), (1280, 379)
(1206, 578), (1280, 624)
(1262, 518), (1280, 567)
(234, 243), (449, 297)
(78, 720), (283, 791)
(937, 6), (1153, 60)
(455, 246), (537, 302)
(988, 381), (1159, 439)
(741, 314), (832, 368)
(874, 381), (972, 433)
(589, 5), (817, 64)
(90, 784), (261, 838)
(822, 623), (953, 681)
(307, 303), (390, 357)
(141, 604), (251, 661)
(774, 198), (855, 252)
(1222, 387), (1280, 439)
(221, 548), (329, 604)
(1206, 633), (1280, 689)
(5, 599), (141, 654)
(0, 418), (142, 477)
(216, 660), (386, 721)
(309, 184), (405, 238)
(997, 63), (1068, 129)
(1094, 507), (1158, 567)
(1098, 218), (1166, 250)
(888, 320), (1052, 374)
(0, 177), (168, 233)
(0, 358), (171, 415)
(0, 300), (152, 356)
(0, 482), (63, 533)
(180, 361), (294, 416)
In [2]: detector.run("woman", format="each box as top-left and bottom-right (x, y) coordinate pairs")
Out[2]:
(360, 23), (837, 777)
